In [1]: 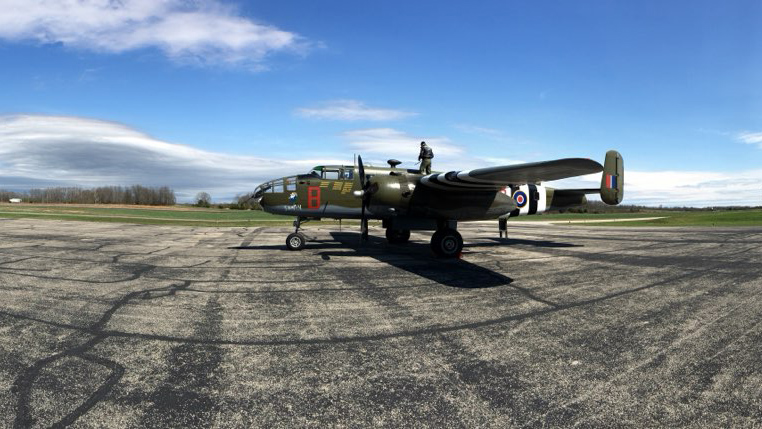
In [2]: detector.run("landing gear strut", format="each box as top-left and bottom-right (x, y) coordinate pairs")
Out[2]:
(286, 217), (309, 251)
(430, 227), (463, 258)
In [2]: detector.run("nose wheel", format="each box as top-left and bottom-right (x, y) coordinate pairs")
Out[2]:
(286, 216), (311, 251)
(286, 232), (307, 250)
(430, 228), (463, 258)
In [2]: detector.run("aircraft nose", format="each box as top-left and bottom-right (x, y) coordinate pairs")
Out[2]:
(252, 184), (270, 207)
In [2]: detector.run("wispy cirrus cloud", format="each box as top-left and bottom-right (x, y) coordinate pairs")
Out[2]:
(340, 128), (526, 171)
(453, 123), (534, 147)
(296, 100), (416, 121)
(0, 114), (341, 201)
(0, 0), (309, 69)
(454, 124), (504, 137)
(341, 128), (462, 166)
(737, 131), (762, 149)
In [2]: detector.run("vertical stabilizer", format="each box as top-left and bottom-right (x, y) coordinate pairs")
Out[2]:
(600, 150), (624, 205)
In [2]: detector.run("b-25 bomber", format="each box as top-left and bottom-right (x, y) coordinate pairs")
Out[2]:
(253, 150), (624, 258)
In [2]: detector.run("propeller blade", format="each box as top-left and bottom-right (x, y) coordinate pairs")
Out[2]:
(358, 155), (366, 189)
(361, 217), (369, 241)
(357, 155), (369, 242)
(360, 192), (368, 242)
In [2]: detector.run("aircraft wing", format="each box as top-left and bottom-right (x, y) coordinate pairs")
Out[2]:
(420, 158), (603, 190)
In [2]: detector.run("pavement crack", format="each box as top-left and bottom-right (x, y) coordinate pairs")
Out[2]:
(10, 280), (192, 428)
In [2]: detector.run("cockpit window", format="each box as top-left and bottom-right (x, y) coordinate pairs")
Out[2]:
(272, 180), (284, 193)
(253, 184), (271, 198)
(342, 168), (354, 179)
(322, 170), (340, 180)
(285, 177), (296, 191)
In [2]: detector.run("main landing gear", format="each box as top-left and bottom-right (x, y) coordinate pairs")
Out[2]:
(384, 219), (463, 258)
(286, 217), (310, 251)
(430, 227), (463, 258)
(385, 228), (411, 244)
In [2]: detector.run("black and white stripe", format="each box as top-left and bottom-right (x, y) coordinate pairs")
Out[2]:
(420, 171), (503, 191)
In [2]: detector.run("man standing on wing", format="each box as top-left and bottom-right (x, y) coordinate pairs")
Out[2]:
(418, 141), (433, 174)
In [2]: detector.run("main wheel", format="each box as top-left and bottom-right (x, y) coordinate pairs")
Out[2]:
(386, 228), (411, 244)
(286, 232), (306, 250)
(430, 229), (463, 258)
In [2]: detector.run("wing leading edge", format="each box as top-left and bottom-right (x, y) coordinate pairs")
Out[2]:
(420, 158), (603, 191)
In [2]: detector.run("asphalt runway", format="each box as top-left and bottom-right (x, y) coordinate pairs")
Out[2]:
(1, 218), (761, 427)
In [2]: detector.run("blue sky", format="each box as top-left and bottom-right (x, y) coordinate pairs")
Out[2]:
(0, 0), (760, 205)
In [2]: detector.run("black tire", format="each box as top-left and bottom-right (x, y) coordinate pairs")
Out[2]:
(286, 232), (306, 250)
(386, 228), (411, 244)
(431, 229), (463, 258)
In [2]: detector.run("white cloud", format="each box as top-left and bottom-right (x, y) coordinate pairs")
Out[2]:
(475, 156), (526, 166)
(0, 0), (308, 68)
(550, 170), (762, 207)
(453, 124), (503, 137)
(340, 128), (465, 167)
(340, 128), (531, 172)
(1, 115), (758, 207)
(296, 100), (416, 121)
(452, 123), (535, 147)
(737, 131), (762, 148)
(0, 114), (341, 200)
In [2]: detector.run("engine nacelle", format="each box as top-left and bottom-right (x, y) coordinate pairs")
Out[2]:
(508, 184), (546, 216)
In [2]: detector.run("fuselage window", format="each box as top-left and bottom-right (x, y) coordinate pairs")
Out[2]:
(285, 177), (296, 191)
(323, 170), (340, 180)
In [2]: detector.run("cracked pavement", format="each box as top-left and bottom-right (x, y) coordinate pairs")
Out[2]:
(1, 218), (761, 427)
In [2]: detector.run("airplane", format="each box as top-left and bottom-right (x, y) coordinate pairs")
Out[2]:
(252, 150), (623, 258)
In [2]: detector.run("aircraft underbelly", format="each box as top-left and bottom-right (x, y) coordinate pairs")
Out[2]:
(409, 190), (515, 221)
(265, 204), (364, 218)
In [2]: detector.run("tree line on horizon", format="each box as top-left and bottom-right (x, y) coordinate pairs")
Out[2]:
(0, 185), (176, 206)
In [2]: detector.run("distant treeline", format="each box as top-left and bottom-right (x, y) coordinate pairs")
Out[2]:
(0, 185), (176, 205)
(234, 191), (260, 210)
(551, 200), (761, 214)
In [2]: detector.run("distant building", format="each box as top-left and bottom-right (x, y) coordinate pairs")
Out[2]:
(9, 198), (22, 203)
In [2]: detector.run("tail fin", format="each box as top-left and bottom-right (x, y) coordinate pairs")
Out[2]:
(600, 150), (624, 205)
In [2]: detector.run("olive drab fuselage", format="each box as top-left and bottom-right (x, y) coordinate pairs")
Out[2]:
(256, 164), (573, 222)
(254, 151), (623, 257)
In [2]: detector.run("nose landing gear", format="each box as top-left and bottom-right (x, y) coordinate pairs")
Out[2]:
(286, 232), (306, 250)
(286, 217), (311, 251)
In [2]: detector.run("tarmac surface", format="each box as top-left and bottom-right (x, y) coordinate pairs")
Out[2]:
(0, 218), (761, 428)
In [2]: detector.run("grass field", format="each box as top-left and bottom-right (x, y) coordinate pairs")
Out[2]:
(1, 204), (760, 227)
(0, 204), (296, 227)
(572, 210), (762, 227)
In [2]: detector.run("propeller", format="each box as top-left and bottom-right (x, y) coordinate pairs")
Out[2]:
(357, 155), (377, 242)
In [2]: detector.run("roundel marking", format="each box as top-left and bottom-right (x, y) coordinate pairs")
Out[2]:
(513, 190), (527, 208)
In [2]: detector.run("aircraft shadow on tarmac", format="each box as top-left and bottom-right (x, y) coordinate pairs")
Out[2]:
(473, 237), (583, 248)
(232, 232), (530, 289)
(326, 232), (516, 289)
